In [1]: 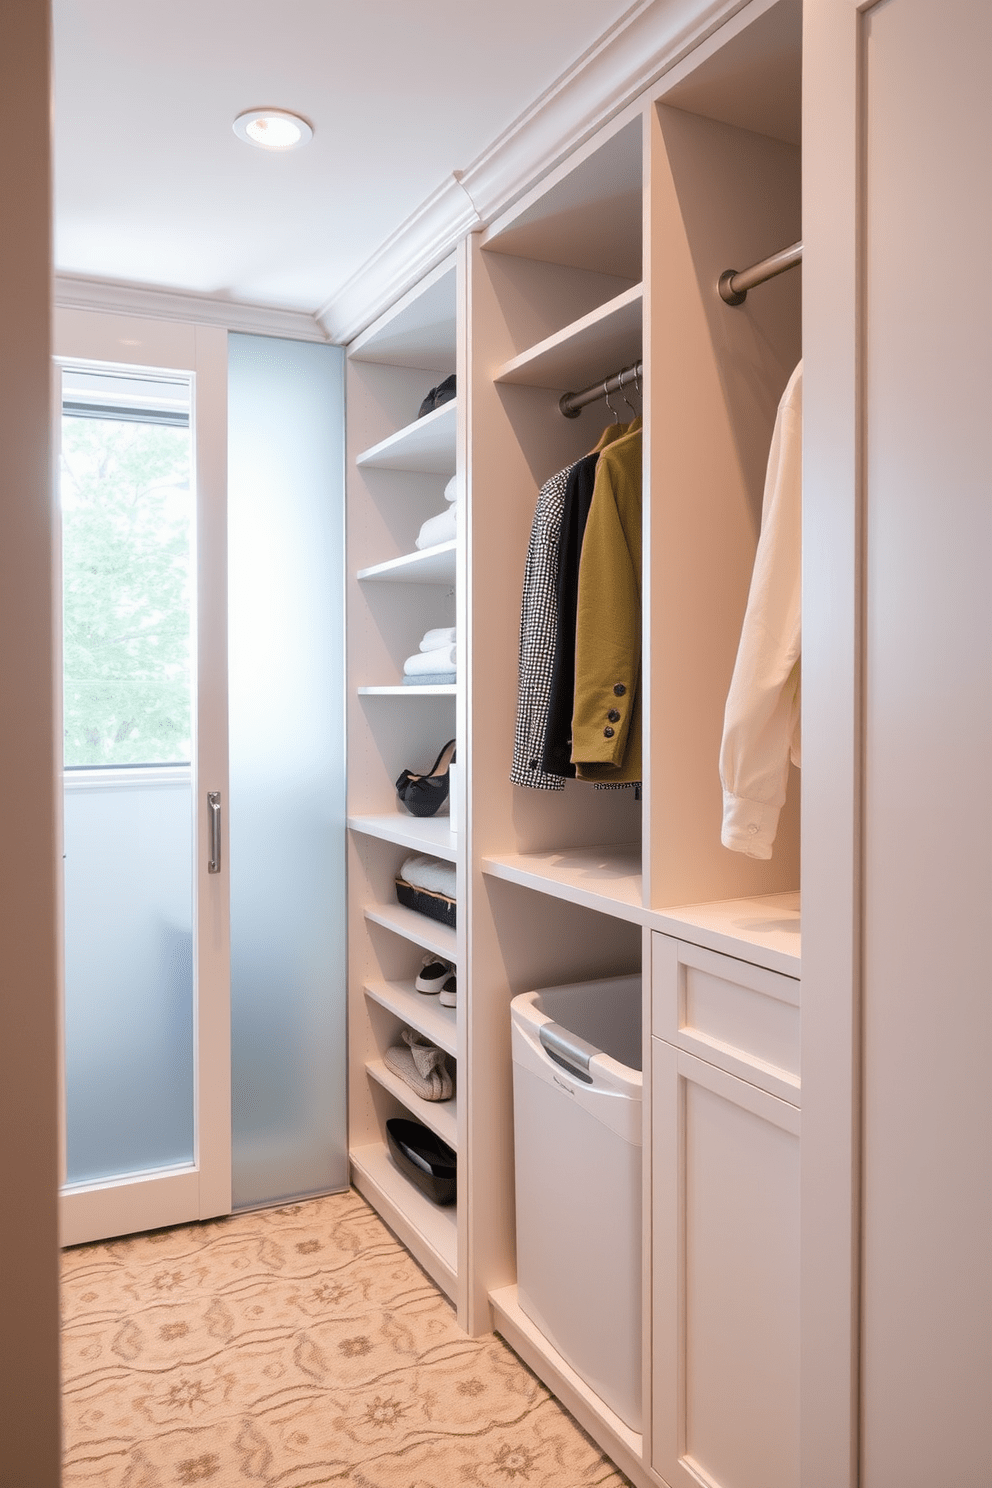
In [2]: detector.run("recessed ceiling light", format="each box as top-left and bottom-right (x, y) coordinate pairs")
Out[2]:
(233, 109), (313, 151)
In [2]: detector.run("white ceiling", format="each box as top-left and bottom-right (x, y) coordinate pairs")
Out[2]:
(54, 0), (635, 316)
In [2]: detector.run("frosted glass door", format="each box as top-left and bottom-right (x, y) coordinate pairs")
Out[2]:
(227, 333), (347, 1208)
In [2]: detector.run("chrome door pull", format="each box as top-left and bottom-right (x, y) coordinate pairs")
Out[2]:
(208, 792), (222, 873)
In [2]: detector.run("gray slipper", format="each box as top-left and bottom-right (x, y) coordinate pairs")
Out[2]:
(384, 1030), (453, 1101)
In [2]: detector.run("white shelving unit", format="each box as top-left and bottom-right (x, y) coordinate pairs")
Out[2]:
(346, 256), (463, 1311)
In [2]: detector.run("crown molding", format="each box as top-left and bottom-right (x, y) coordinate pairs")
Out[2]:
(53, 274), (328, 342)
(318, 0), (748, 344)
(316, 173), (481, 346)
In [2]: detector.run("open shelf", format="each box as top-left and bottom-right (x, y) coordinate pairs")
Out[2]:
(489, 1284), (643, 1468)
(358, 540), (456, 586)
(348, 261), (457, 369)
(493, 285), (643, 392)
(358, 684), (457, 696)
(366, 1059), (458, 1148)
(482, 844), (644, 924)
(350, 1141), (457, 1298)
(365, 979), (457, 1057)
(355, 399), (457, 474)
(349, 813), (457, 860)
(364, 902), (457, 961)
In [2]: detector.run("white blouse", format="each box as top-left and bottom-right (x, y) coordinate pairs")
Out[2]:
(720, 360), (802, 860)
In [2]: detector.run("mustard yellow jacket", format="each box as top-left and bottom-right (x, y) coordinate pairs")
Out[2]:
(571, 424), (642, 782)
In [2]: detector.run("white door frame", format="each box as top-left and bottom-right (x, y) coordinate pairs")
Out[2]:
(55, 309), (231, 1246)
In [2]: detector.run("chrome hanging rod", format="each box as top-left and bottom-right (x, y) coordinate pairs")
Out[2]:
(559, 359), (643, 419)
(718, 239), (803, 306)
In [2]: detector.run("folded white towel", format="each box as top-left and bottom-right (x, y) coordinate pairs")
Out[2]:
(400, 853), (457, 899)
(444, 474), (459, 503)
(420, 626), (456, 652)
(415, 505), (458, 551)
(404, 644), (456, 677)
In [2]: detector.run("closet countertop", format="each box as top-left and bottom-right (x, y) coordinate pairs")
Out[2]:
(652, 890), (800, 978)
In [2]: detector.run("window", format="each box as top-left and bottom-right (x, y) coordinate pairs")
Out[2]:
(60, 368), (193, 767)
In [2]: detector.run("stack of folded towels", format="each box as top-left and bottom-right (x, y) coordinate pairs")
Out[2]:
(413, 473), (459, 552)
(403, 625), (456, 685)
(395, 852), (457, 927)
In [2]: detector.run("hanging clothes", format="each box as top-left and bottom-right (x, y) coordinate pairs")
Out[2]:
(542, 417), (642, 779)
(571, 423), (643, 784)
(720, 359), (802, 859)
(510, 422), (630, 790)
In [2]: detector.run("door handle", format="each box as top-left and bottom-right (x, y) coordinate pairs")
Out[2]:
(207, 791), (222, 873)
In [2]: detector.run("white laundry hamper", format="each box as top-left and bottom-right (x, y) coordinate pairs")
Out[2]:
(510, 973), (642, 1431)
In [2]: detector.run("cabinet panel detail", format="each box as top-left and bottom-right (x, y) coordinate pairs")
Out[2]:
(652, 934), (799, 1102)
(652, 1039), (800, 1488)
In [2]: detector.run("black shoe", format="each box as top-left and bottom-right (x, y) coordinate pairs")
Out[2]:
(396, 739), (456, 817)
(417, 373), (456, 419)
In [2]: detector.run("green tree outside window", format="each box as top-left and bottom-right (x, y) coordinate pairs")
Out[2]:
(61, 415), (192, 767)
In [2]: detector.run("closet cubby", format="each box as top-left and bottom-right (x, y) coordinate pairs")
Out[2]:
(365, 1058), (458, 1152)
(344, 3), (807, 1481)
(643, 74), (801, 909)
(363, 903), (456, 964)
(364, 979), (457, 1058)
(493, 284), (643, 395)
(349, 695), (456, 816)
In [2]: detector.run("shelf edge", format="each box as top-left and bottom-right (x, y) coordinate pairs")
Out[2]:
(493, 283), (643, 385)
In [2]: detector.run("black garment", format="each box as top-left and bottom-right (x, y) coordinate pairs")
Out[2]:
(540, 452), (600, 776)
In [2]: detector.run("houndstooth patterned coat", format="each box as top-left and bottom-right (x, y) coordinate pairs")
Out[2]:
(510, 463), (575, 790)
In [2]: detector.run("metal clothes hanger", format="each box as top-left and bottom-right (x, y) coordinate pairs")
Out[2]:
(603, 380), (620, 424)
(619, 368), (638, 418)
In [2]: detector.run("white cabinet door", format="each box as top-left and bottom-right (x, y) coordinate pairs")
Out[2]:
(652, 1037), (800, 1488)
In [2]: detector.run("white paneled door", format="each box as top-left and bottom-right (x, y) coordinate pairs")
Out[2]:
(56, 311), (231, 1247)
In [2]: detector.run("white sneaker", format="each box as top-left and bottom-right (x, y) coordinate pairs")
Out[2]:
(438, 973), (457, 1008)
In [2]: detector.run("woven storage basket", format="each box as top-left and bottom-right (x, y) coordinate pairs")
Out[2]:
(395, 876), (456, 929)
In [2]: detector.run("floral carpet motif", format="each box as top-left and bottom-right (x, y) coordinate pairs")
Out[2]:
(62, 1189), (629, 1487)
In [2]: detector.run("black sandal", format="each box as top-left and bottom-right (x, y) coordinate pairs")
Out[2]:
(417, 374), (456, 419)
(396, 739), (457, 817)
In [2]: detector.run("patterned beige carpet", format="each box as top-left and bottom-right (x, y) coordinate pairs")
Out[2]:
(62, 1189), (629, 1488)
